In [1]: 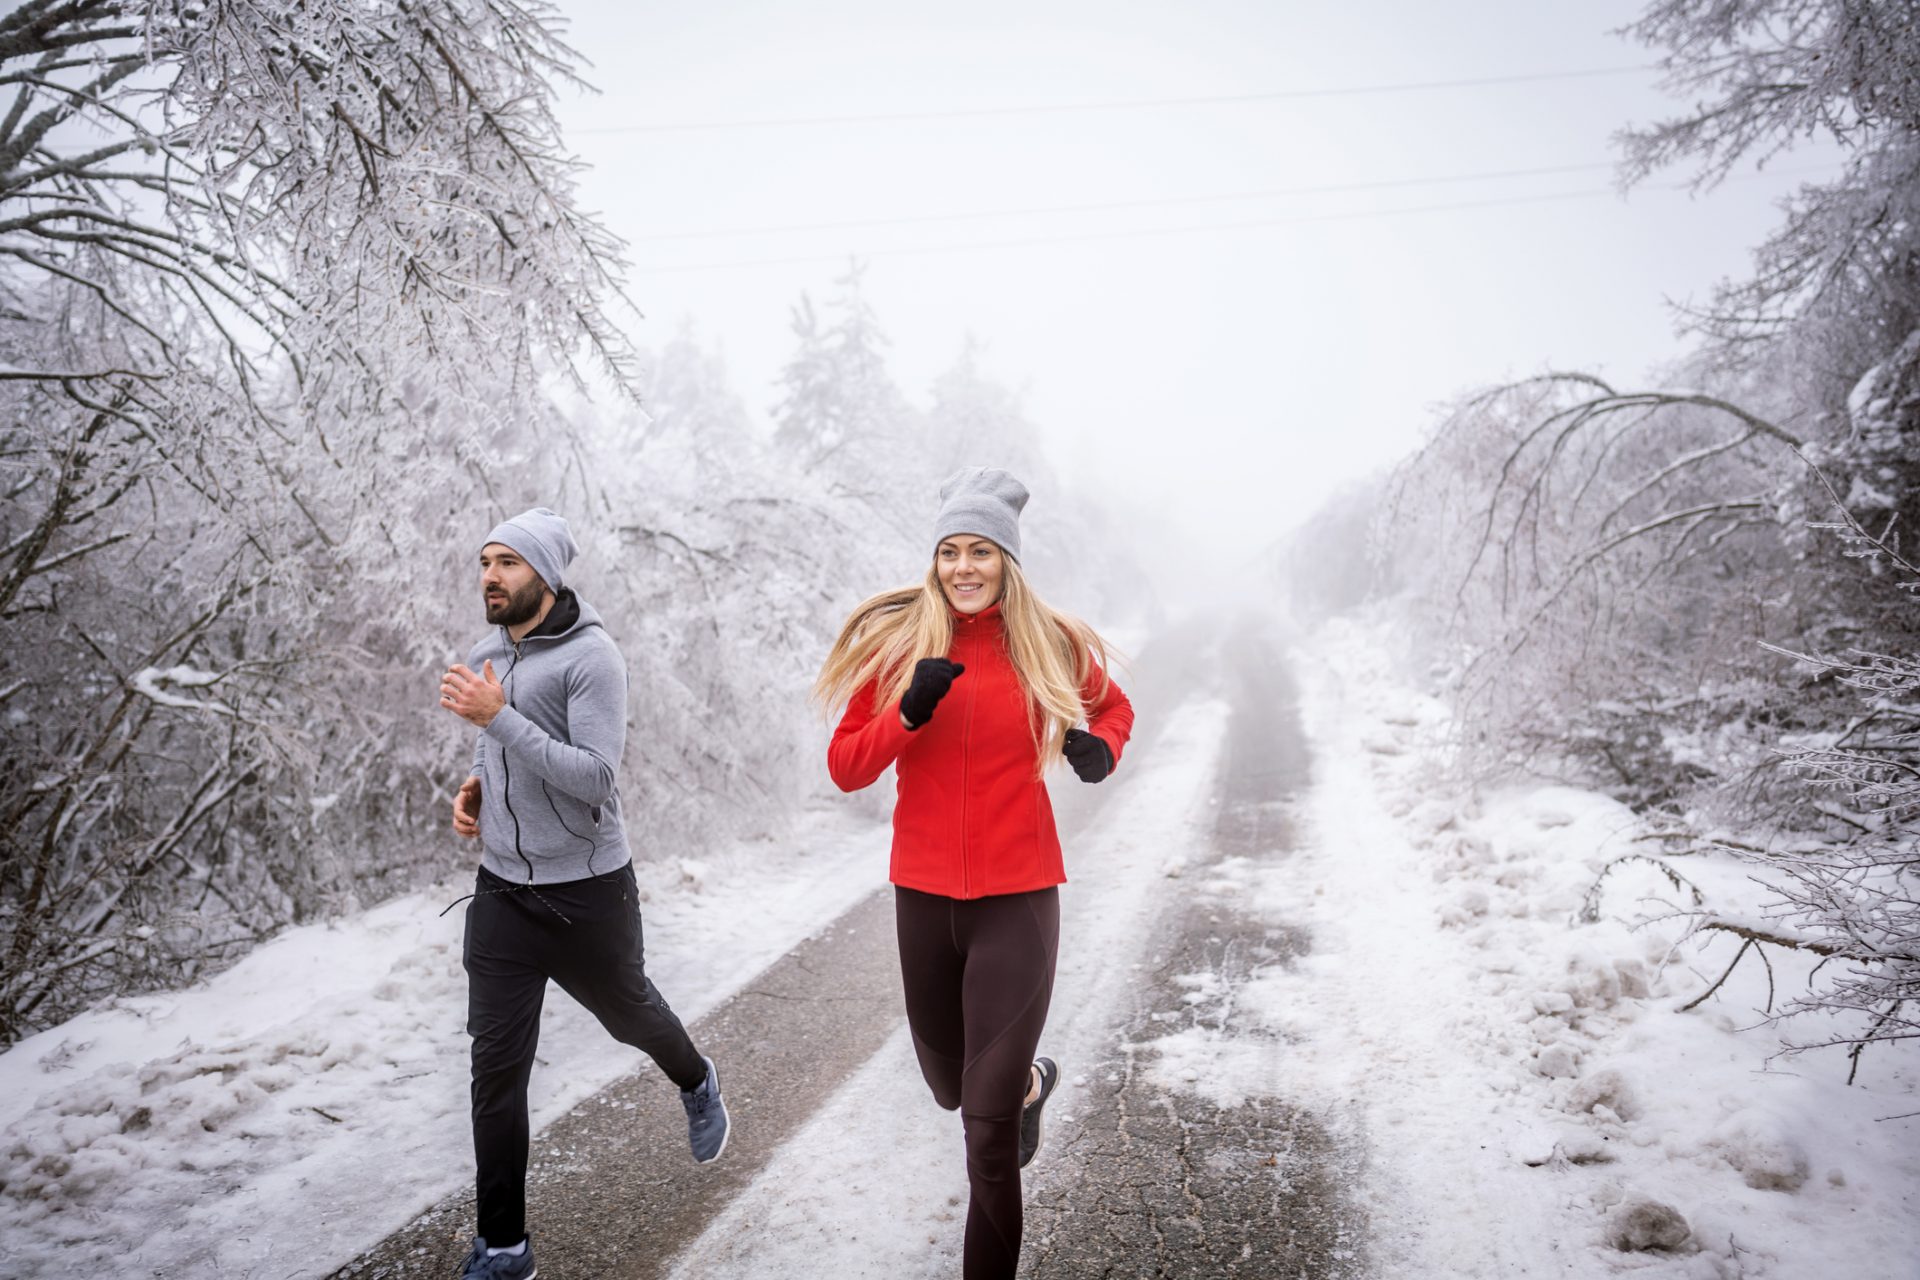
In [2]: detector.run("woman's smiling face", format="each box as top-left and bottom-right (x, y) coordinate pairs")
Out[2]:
(936, 535), (1004, 614)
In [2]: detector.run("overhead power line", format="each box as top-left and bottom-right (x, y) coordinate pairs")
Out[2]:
(628, 162), (1841, 276)
(576, 65), (1653, 135)
(632, 187), (1617, 273)
(629, 161), (1620, 243)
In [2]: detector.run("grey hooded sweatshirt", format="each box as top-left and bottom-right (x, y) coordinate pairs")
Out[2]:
(465, 589), (631, 884)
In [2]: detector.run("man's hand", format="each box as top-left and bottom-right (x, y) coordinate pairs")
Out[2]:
(441, 660), (505, 727)
(452, 776), (481, 839)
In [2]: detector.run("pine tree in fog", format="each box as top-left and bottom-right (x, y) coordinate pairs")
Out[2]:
(771, 261), (912, 482)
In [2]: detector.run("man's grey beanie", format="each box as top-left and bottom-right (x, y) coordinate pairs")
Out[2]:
(483, 507), (578, 593)
(932, 467), (1029, 562)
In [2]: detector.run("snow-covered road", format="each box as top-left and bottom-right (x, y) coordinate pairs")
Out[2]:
(334, 616), (1260, 1278)
(5, 611), (1917, 1279)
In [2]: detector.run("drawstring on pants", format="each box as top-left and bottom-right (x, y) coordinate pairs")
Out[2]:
(440, 880), (574, 925)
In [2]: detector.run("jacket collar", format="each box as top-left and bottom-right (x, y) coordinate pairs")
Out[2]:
(508, 587), (584, 644)
(950, 600), (1004, 629)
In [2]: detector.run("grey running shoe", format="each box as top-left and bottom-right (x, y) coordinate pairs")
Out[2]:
(1019, 1056), (1061, 1169)
(682, 1054), (731, 1164)
(456, 1235), (536, 1279)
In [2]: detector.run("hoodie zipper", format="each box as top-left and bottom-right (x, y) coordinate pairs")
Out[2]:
(500, 634), (531, 883)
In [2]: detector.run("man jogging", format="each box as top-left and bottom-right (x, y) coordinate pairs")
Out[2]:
(439, 507), (729, 1280)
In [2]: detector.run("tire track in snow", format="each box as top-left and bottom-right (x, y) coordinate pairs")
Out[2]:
(1023, 616), (1370, 1278)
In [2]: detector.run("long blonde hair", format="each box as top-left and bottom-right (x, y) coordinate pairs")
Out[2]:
(814, 555), (1115, 772)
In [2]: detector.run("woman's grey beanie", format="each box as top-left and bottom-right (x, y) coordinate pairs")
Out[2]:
(483, 507), (578, 593)
(932, 467), (1029, 561)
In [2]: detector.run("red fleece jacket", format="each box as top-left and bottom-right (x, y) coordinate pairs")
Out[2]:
(828, 603), (1135, 899)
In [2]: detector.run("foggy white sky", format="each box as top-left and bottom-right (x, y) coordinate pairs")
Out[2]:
(551, 0), (1826, 590)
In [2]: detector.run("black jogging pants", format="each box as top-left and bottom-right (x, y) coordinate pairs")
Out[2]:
(895, 884), (1060, 1280)
(463, 862), (708, 1247)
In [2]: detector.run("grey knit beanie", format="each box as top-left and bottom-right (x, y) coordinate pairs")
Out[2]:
(482, 507), (578, 593)
(931, 467), (1029, 562)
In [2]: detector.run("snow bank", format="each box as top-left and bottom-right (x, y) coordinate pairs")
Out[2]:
(0, 805), (889, 1278)
(1266, 611), (1920, 1279)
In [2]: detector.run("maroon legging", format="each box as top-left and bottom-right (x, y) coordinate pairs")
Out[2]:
(895, 884), (1061, 1280)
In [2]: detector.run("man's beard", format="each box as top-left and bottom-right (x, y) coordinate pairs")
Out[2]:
(485, 579), (545, 628)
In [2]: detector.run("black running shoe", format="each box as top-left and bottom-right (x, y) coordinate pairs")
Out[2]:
(1018, 1056), (1060, 1169)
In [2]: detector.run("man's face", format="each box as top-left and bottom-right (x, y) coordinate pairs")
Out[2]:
(479, 543), (547, 627)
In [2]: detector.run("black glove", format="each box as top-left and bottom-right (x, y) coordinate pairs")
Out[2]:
(1062, 728), (1113, 783)
(900, 657), (965, 729)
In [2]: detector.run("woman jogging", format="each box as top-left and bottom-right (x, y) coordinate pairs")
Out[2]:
(816, 466), (1134, 1279)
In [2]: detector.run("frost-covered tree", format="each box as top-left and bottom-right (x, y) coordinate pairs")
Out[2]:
(1378, 0), (1920, 1063)
(1270, 473), (1395, 621)
(1689, 494), (1920, 1071)
(771, 261), (913, 483)
(0, 0), (639, 1043)
(632, 326), (754, 478)
(0, 4), (1150, 1046)
(1405, 0), (1920, 576)
(926, 336), (1044, 480)
(1380, 368), (1807, 803)
(579, 328), (875, 846)
(1619, 0), (1920, 602)
(1383, 0), (1920, 798)
(1619, 0), (1920, 381)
